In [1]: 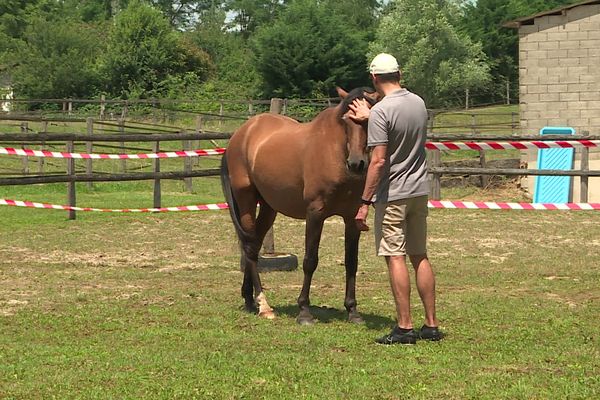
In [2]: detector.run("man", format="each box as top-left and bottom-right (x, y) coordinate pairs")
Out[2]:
(349, 53), (442, 345)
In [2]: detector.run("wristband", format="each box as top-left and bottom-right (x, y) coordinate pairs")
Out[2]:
(361, 198), (373, 206)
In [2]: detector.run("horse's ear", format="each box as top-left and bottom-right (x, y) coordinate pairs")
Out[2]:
(364, 90), (381, 104)
(336, 87), (349, 99)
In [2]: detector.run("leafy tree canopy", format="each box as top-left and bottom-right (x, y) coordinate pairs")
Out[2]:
(100, 0), (212, 98)
(10, 16), (104, 98)
(371, 0), (491, 107)
(252, 0), (374, 98)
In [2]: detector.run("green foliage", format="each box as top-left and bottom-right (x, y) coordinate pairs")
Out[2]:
(149, 0), (215, 28)
(10, 17), (104, 99)
(226, 0), (287, 37)
(100, 0), (212, 98)
(371, 0), (491, 108)
(321, 0), (380, 32)
(0, 0), (590, 105)
(252, 0), (372, 98)
(188, 4), (262, 101)
(0, 0), (38, 39)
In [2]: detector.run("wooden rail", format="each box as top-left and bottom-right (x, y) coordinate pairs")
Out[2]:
(2, 113), (599, 218)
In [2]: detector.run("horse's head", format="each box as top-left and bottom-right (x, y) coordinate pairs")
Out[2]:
(336, 86), (379, 174)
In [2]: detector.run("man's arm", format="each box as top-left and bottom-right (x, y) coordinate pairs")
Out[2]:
(355, 144), (387, 231)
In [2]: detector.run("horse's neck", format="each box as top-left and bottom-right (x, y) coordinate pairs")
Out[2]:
(305, 109), (348, 165)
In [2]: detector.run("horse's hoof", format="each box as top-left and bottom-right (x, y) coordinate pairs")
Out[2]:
(243, 303), (258, 314)
(258, 310), (276, 320)
(296, 312), (316, 325)
(348, 312), (365, 324)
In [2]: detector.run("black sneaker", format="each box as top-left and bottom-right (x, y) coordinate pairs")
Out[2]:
(375, 326), (418, 345)
(419, 325), (443, 341)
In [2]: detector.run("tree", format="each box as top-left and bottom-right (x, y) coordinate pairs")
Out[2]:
(225, 0), (287, 38)
(189, 4), (262, 100)
(149, 0), (215, 28)
(10, 16), (104, 99)
(100, 0), (211, 98)
(252, 0), (372, 98)
(371, 0), (491, 107)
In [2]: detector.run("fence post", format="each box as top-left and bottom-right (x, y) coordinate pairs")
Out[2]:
(38, 120), (47, 174)
(194, 115), (203, 166)
(152, 100), (158, 124)
(86, 117), (94, 189)
(428, 110), (435, 134)
(511, 112), (517, 135)
(472, 113), (489, 188)
(580, 133), (589, 203)
(465, 89), (470, 110)
(262, 98), (284, 254)
(100, 94), (106, 120)
(506, 79), (510, 105)
(20, 122), (29, 174)
(68, 101), (73, 116)
(121, 100), (128, 120)
(248, 100), (254, 116)
(219, 101), (224, 129)
(118, 118), (126, 173)
(182, 129), (193, 193)
(430, 150), (441, 201)
(153, 141), (161, 208)
(67, 140), (76, 220)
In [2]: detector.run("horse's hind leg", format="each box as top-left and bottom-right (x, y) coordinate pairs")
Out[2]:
(236, 186), (276, 319)
(248, 201), (277, 315)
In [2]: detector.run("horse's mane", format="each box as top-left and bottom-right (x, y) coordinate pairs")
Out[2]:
(338, 87), (377, 117)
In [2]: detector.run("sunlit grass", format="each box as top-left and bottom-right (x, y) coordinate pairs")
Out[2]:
(1, 206), (598, 399)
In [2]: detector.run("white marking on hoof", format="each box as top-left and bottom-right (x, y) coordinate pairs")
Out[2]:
(256, 292), (275, 320)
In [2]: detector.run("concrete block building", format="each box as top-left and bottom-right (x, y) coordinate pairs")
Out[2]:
(505, 0), (600, 134)
(505, 0), (600, 201)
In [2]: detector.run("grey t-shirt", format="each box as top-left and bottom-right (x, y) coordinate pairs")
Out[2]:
(367, 88), (429, 203)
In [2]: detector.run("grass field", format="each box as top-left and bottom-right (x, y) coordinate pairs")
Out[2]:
(2, 104), (599, 398)
(1, 194), (599, 399)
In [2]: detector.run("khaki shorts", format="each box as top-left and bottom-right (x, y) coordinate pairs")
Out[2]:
(374, 195), (428, 256)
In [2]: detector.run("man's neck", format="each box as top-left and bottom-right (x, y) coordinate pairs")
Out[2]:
(378, 82), (403, 97)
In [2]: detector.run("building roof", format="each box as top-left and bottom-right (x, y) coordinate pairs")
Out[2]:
(503, 0), (600, 28)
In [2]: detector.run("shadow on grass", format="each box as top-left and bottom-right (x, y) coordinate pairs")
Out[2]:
(272, 304), (393, 330)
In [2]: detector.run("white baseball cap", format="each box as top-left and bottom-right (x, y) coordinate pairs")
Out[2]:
(369, 53), (399, 74)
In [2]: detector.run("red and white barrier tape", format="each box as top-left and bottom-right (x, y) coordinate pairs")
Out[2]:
(2, 198), (600, 213)
(2, 140), (599, 159)
(0, 198), (228, 212)
(428, 200), (600, 211)
(0, 146), (225, 159)
(425, 140), (600, 151)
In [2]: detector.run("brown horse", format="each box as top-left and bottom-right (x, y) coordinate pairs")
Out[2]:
(220, 87), (378, 325)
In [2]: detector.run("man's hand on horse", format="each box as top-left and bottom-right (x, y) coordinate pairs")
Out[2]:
(355, 204), (370, 232)
(348, 98), (371, 123)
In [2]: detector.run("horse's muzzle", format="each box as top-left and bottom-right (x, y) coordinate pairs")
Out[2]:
(347, 159), (367, 174)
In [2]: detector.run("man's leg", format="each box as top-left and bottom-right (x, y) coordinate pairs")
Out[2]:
(409, 254), (438, 328)
(386, 255), (413, 329)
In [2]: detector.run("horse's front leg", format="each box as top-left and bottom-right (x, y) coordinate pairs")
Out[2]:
(343, 216), (364, 323)
(296, 213), (325, 325)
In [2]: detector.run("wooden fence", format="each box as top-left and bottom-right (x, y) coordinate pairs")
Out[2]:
(3, 97), (521, 131)
(2, 101), (599, 219)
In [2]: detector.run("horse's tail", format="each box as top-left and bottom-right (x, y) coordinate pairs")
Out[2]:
(220, 154), (251, 243)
